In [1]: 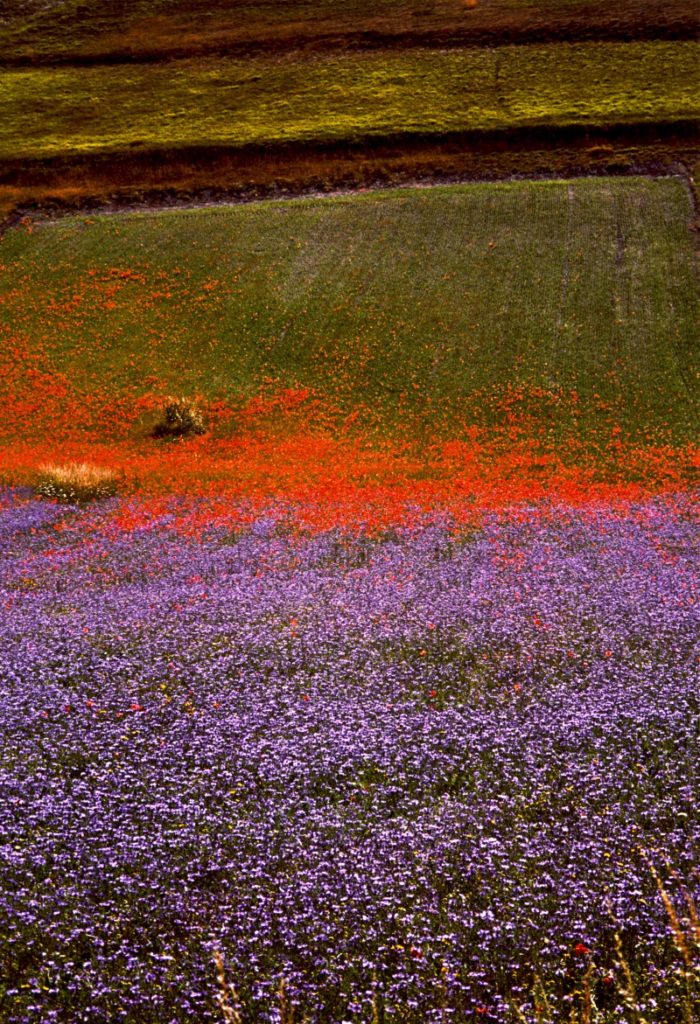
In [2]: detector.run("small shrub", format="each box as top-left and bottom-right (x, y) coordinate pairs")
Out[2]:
(35, 462), (119, 503)
(151, 397), (206, 439)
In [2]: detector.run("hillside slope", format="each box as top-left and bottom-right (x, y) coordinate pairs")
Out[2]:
(1, 177), (697, 445)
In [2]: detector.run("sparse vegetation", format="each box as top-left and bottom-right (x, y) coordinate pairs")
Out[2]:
(151, 396), (206, 439)
(0, 42), (696, 164)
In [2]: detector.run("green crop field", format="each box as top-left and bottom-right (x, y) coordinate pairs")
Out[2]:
(1, 41), (697, 164)
(1, 176), (697, 442)
(1, 0), (695, 63)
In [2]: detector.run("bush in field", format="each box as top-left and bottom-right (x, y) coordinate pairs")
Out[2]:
(35, 462), (119, 502)
(152, 397), (206, 440)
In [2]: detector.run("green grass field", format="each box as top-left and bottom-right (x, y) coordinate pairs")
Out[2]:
(1, 0), (695, 62)
(1, 41), (697, 163)
(1, 176), (697, 442)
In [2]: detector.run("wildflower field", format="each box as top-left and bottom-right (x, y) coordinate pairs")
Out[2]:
(1, 492), (699, 1022)
(1, 173), (699, 1022)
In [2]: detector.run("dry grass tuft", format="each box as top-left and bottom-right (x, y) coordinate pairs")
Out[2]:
(34, 462), (119, 502)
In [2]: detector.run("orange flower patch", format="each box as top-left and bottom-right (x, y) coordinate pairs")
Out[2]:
(3, 416), (697, 534)
(1, 337), (696, 533)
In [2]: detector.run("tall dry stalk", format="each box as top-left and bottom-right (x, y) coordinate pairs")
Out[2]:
(213, 949), (244, 1024)
(643, 854), (700, 1024)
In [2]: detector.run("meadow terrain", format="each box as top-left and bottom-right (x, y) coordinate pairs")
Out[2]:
(1, 183), (699, 1021)
(1, 5), (700, 1020)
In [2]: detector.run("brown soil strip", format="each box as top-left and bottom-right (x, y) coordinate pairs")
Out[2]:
(1, 123), (698, 232)
(2, 4), (697, 66)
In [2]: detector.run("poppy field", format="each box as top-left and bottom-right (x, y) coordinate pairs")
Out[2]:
(0, 171), (699, 1023)
(0, 177), (697, 518)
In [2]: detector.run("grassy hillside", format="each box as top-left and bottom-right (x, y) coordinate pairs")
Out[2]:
(1, 176), (697, 446)
(1, 0), (696, 63)
(1, 41), (697, 164)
